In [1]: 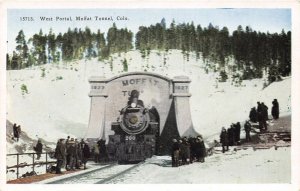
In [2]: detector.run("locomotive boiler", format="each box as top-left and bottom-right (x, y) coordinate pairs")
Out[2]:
(107, 90), (159, 163)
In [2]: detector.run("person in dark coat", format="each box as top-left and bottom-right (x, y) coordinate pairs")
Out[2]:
(67, 138), (76, 170)
(13, 123), (18, 141)
(34, 139), (43, 160)
(220, 127), (229, 153)
(183, 137), (191, 164)
(65, 136), (71, 169)
(195, 136), (206, 162)
(75, 139), (82, 169)
(80, 139), (85, 151)
(272, 99), (279, 119)
(98, 139), (108, 162)
(228, 125), (236, 146)
(261, 102), (268, 131)
(17, 125), (21, 140)
(235, 122), (241, 143)
(257, 102), (264, 132)
(55, 139), (66, 174)
(244, 121), (252, 142)
(178, 139), (184, 165)
(188, 137), (196, 163)
(261, 102), (269, 120)
(171, 139), (180, 167)
(82, 142), (90, 170)
(257, 102), (262, 121)
(179, 138), (187, 165)
(249, 107), (257, 123)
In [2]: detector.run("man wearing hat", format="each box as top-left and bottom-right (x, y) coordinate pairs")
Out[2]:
(171, 139), (180, 167)
(220, 127), (229, 153)
(34, 139), (43, 160)
(196, 136), (206, 162)
(67, 138), (76, 170)
(55, 139), (66, 174)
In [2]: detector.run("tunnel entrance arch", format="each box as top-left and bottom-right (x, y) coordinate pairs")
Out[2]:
(86, 72), (198, 154)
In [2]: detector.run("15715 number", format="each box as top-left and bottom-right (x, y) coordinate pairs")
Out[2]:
(20, 17), (34, 21)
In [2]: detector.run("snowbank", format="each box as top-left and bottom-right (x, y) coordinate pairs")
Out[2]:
(6, 50), (291, 144)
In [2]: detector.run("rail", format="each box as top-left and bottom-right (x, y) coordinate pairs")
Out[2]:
(6, 152), (56, 179)
(96, 162), (144, 184)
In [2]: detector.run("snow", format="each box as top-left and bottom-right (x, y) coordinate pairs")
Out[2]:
(6, 50), (291, 184)
(6, 50), (291, 143)
(109, 147), (290, 183)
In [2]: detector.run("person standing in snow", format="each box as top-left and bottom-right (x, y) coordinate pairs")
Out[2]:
(272, 99), (279, 119)
(55, 139), (65, 174)
(261, 102), (268, 131)
(195, 136), (206, 162)
(249, 107), (257, 123)
(82, 142), (91, 170)
(244, 121), (252, 142)
(184, 137), (191, 164)
(228, 125), (236, 146)
(75, 139), (81, 169)
(16, 125), (21, 141)
(257, 102), (264, 132)
(34, 139), (43, 160)
(13, 123), (18, 141)
(67, 138), (76, 170)
(93, 143), (100, 163)
(178, 139), (184, 165)
(171, 139), (180, 167)
(188, 137), (196, 163)
(180, 137), (190, 165)
(235, 122), (241, 143)
(220, 127), (229, 153)
(98, 139), (108, 162)
(65, 136), (71, 169)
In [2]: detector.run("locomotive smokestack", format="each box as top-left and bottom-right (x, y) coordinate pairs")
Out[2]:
(129, 90), (139, 108)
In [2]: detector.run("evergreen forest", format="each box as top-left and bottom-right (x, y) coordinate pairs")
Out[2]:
(7, 19), (291, 83)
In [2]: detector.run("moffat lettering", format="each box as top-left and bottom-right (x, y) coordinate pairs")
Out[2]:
(122, 78), (159, 86)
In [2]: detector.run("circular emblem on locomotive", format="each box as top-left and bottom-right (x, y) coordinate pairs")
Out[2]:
(119, 90), (150, 134)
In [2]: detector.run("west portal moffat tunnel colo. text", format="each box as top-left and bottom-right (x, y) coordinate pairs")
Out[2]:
(39, 16), (128, 22)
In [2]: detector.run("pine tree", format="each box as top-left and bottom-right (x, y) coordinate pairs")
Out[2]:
(6, 53), (11, 70)
(11, 51), (20, 69)
(122, 58), (128, 72)
(47, 28), (56, 62)
(15, 30), (29, 69)
(32, 29), (47, 64)
(96, 29), (106, 59)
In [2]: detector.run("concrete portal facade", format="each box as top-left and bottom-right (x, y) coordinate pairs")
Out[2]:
(86, 72), (199, 147)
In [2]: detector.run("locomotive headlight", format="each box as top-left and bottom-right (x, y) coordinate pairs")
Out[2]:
(129, 115), (138, 124)
(131, 102), (137, 108)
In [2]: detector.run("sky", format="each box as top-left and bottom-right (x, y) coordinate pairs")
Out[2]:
(7, 8), (291, 53)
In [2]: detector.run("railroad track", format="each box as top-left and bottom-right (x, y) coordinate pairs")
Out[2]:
(95, 162), (143, 184)
(46, 162), (143, 184)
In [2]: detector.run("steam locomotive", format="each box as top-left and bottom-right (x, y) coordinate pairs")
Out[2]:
(107, 90), (159, 163)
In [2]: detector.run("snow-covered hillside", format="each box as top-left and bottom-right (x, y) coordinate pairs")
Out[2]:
(6, 50), (291, 146)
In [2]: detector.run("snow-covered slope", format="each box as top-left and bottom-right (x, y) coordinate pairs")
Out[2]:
(6, 50), (291, 146)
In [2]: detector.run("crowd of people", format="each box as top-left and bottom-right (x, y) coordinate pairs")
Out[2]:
(12, 98), (280, 172)
(54, 136), (91, 174)
(171, 136), (206, 167)
(220, 99), (280, 153)
(219, 122), (241, 153)
(249, 99), (279, 132)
